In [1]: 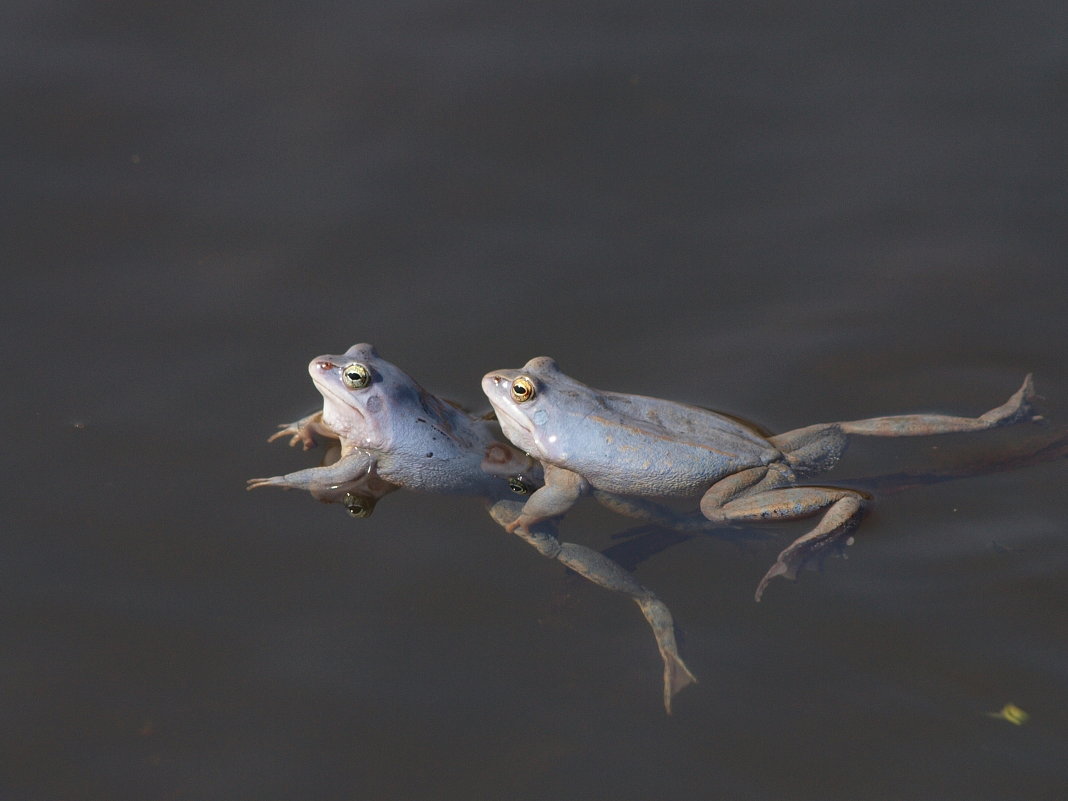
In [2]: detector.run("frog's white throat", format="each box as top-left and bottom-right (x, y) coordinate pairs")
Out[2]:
(493, 402), (539, 456)
(320, 396), (361, 438)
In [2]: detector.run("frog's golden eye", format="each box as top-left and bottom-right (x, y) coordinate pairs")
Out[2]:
(510, 376), (536, 403)
(342, 362), (372, 389)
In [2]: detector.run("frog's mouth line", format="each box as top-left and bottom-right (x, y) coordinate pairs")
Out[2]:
(315, 377), (369, 435)
(487, 396), (538, 452)
(491, 401), (529, 434)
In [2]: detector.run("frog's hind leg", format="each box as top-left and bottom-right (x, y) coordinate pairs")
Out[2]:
(772, 374), (1037, 476)
(699, 465), (868, 601)
(750, 491), (866, 602)
(835, 373), (1036, 436)
(560, 545), (697, 713)
(489, 500), (696, 714)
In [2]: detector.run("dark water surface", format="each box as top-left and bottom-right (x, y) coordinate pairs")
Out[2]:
(5, 1), (1068, 799)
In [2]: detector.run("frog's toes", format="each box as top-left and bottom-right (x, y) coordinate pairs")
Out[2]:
(267, 423), (315, 449)
(1018, 372), (1037, 409)
(988, 373), (1038, 425)
(266, 427), (298, 447)
(754, 529), (857, 602)
(664, 651), (698, 714)
(246, 475), (287, 491)
(754, 559), (793, 603)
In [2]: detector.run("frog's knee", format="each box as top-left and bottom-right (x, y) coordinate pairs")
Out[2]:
(774, 425), (848, 477)
(699, 494), (728, 523)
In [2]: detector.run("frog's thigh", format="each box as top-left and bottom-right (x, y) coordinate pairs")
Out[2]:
(698, 465), (787, 522)
(710, 485), (861, 523)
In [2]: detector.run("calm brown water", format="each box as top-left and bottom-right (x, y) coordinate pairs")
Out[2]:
(5, 1), (1067, 799)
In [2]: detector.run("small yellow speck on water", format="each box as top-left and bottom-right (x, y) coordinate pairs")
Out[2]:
(987, 703), (1029, 725)
(131, 154), (141, 164)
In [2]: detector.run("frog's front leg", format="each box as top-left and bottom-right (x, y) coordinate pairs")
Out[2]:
(247, 450), (374, 492)
(267, 410), (338, 450)
(504, 464), (589, 533)
(699, 465), (868, 601)
(489, 500), (696, 714)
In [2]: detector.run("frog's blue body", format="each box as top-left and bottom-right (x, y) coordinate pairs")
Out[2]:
(483, 357), (1036, 606)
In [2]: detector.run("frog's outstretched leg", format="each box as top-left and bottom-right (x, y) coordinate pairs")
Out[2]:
(247, 450), (374, 492)
(837, 373), (1035, 436)
(489, 500), (696, 714)
(730, 375), (1037, 597)
(771, 374), (1037, 476)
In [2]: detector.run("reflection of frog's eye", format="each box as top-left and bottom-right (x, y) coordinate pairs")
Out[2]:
(507, 476), (531, 495)
(511, 377), (536, 403)
(342, 362), (372, 389)
(343, 492), (376, 518)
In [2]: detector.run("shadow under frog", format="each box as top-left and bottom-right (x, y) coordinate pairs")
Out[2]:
(248, 344), (697, 713)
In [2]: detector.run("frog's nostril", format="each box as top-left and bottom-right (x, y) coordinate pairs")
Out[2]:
(317, 361), (335, 371)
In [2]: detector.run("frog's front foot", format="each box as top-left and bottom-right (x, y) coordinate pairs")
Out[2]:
(266, 411), (331, 450)
(246, 474), (292, 491)
(503, 509), (552, 534)
(267, 424), (312, 449)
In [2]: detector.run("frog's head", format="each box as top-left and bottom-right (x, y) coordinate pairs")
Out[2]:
(308, 343), (426, 453)
(482, 356), (574, 462)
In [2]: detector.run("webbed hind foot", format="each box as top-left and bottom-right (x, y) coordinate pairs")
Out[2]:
(754, 494), (866, 601)
(637, 596), (697, 713)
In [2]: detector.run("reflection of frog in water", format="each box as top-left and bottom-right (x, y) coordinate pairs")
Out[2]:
(248, 344), (696, 712)
(483, 358), (1037, 606)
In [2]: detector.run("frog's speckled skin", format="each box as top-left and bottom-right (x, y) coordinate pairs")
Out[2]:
(249, 345), (696, 713)
(483, 358), (1037, 608)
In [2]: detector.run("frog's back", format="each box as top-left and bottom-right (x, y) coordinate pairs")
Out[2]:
(379, 390), (500, 494)
(558, 391), (779, 497)
(603, 391), (771, 450)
